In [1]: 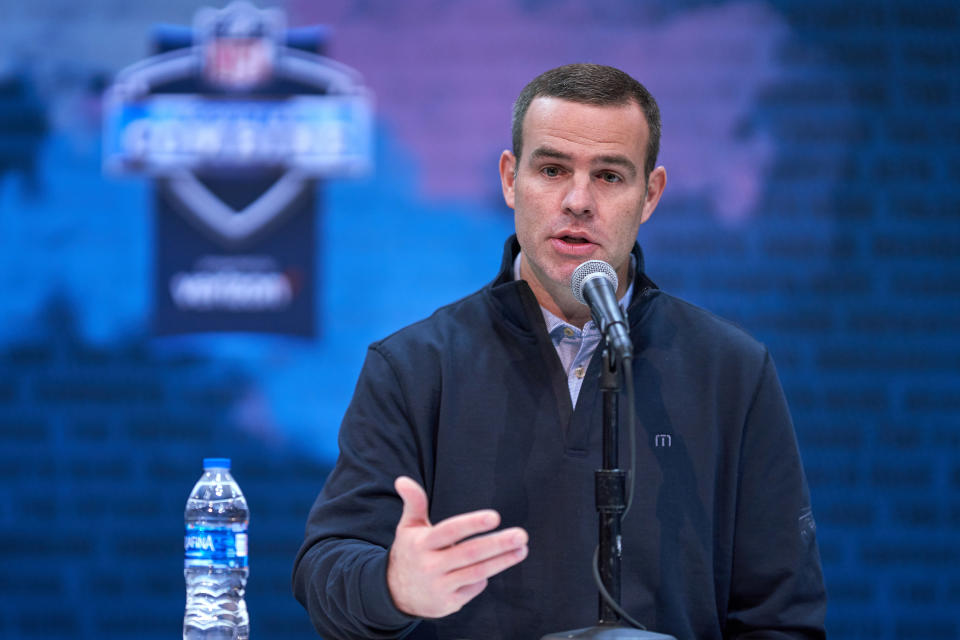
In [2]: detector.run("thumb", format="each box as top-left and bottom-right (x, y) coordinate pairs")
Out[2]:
(395, 476), (430, 529)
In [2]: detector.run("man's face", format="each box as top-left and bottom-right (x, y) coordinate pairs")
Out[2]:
(499, 96), (666, 317)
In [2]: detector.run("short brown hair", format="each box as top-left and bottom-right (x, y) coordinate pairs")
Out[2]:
(511, 63), (661, 179)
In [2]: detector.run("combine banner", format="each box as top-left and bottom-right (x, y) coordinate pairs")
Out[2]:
(103, 2), (373, 336)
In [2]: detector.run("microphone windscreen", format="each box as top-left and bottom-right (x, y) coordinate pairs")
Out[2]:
(571, 260), (618, 306)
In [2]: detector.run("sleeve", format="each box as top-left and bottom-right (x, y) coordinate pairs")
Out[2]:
(726, 352), (827, 639)
(291, 344), (430, 640)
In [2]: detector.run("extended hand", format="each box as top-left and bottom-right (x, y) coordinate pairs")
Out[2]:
(387, 476), (529, 619)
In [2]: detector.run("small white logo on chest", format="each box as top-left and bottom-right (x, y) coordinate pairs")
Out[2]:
(654, 434), (672, 448)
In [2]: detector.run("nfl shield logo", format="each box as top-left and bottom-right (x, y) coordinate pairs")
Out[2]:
(196, 2), (282, 90)
(101, 2), (373, 336)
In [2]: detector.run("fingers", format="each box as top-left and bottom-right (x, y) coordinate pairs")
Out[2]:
(443, 526), (528, 571)
(426, 509), (501, 549)
(387, 476), (530, 619)
(444, 539), (529, 590)
(394, 476), (512, 552)
(395, 476), (430, 529)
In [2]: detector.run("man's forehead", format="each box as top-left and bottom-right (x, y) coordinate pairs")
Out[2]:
(521, 97), (648, 167)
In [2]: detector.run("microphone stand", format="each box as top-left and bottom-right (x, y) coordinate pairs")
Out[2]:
(541, 329), (676, 640)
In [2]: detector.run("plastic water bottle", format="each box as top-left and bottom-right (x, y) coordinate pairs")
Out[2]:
(183, 458), (250, 640)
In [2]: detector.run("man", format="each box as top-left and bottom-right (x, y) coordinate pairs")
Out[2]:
(293, 63), (826, 639)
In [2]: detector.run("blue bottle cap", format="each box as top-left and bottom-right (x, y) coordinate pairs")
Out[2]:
(203, 457), (231, 469)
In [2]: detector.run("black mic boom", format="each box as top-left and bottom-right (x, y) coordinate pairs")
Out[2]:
(571, 260), (633, 361)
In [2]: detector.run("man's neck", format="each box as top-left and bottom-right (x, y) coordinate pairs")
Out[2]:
(516, 256), (593, 329)
(513, 251), (635, 329)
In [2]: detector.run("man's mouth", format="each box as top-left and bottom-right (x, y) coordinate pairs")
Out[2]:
(551, 233), (597, 255)
(556, 233), (592, 244)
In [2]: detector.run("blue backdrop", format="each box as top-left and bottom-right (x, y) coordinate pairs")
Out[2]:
(1, 1), (958, 638)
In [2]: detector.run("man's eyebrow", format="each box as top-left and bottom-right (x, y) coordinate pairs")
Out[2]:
(529, 146), (572, 162)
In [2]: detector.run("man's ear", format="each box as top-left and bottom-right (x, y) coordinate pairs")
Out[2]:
(639, 165), (667, 225)
(499, 150), (517, 210)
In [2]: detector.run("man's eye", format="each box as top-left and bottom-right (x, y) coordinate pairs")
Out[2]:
(542, 166), (561, 177)
(600, 172), (621, 183)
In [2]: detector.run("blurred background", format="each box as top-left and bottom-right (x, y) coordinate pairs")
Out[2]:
(1, 0), (958, 638)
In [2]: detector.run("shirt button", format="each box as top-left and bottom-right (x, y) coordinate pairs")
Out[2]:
(563, 327), (575, 337)
(574, 366), (585, 379)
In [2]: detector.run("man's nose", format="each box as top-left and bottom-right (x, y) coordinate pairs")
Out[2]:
(561, 175), (595, 217)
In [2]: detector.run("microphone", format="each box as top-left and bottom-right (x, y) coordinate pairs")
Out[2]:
(571, 260), (633, 361)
